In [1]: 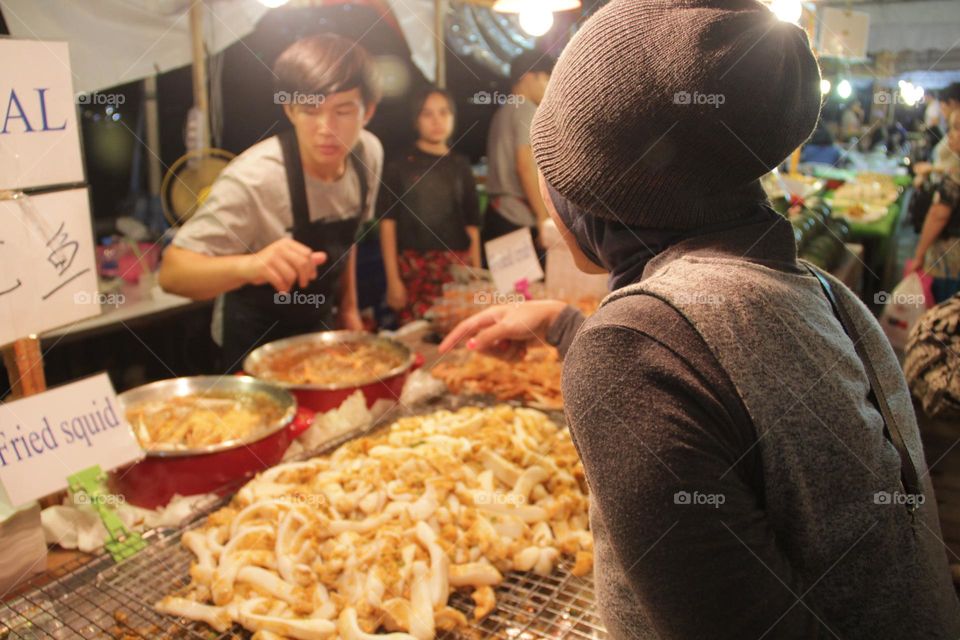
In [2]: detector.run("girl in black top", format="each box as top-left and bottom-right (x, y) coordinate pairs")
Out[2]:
(379, 88), (481, 324)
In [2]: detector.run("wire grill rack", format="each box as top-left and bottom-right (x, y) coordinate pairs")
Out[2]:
(2, 517), (606, 640)
(1, 401), (606, 639)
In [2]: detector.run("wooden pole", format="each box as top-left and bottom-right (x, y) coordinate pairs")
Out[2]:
(144, 73), (162, 197)
(435, 0), (447, 89)
(189, 0), (210, 149)
(2, 336), (46, 401)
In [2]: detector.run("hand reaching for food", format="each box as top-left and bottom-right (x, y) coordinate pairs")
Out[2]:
(438, 300), (568, 355)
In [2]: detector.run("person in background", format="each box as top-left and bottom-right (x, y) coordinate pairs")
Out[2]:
(378, 87), (481, 324)
(925, 91), (944, 133)
(159, 35), (382, 366)
(915, 82), (960, 183)
(840, 99), (864, 141)
(441, 0), (960, 636)
(482, 50), (555, 261)
(886, 122), (909, 157)
(913, 109), (960, 302)
(800, 123), (844, 166)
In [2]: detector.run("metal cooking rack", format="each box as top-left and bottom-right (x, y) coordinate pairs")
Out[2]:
(2, 514), (606, 640)
(1, 400), (606, 639)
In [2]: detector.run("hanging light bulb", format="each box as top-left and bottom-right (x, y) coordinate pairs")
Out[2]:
(837, 79), (852, 100)
(820, 79), (831, 95)
(493, 0), (580, 11)
(519, 6), (555, 36)
(258, 0), (289, 8)
(898, 82), (924, 107)
(769, 0), (802, 24)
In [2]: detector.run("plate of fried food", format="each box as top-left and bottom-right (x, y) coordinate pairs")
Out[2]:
(155, 405), (592, 639)
(431, 346), (564, 411)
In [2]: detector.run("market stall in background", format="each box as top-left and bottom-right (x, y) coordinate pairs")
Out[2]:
(1, 0), (959, 637)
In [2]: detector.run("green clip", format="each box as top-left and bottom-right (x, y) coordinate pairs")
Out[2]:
(67, 465), (145, 562)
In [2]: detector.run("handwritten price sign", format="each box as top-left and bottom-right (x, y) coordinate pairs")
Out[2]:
(0, 188), (99, 346)
(484, 227), (544, 295)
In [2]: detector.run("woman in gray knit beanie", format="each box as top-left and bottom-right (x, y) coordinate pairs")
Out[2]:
(442, 0), (960, 637)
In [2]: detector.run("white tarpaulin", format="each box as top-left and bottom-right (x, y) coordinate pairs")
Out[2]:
(387, 0), (436, 83)
(0, 0), (269, 94)
(853, 1), (960, 55)
(0, 0), (442, 93)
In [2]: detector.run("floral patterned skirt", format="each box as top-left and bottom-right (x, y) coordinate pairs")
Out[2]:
(397, 249), (471, 324)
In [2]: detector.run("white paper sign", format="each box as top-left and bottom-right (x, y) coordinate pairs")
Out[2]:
(0, 188), (100, 346)
(0, 39), (85, 190)
(818, 8), (870, 60)
(0, 373), (143, 507)
(484, 227), (544, 295)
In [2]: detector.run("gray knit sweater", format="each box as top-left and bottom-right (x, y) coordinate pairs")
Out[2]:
(547, 213), (960, 639)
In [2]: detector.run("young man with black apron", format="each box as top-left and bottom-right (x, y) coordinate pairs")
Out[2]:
(159, 35), (383, 368)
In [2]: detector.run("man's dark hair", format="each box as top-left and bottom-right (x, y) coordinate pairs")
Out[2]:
(273, 34), (381, 105)
(509, 49), (554, 87)
(410, 86), (456, 131)
(939, 82), (960, 105)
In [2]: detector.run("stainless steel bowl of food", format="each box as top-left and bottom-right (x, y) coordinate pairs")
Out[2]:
(242, 331), (419, 412)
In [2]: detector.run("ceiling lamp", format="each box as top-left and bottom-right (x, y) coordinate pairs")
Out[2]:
(837, 79), (852, 100)
(492, 0), (581, 11)
(768, 0), (802, 24)
(519, 7), (554, 36)
(494, 0), (579, 37)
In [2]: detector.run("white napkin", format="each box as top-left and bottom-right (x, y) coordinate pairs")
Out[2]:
(0, 502), (47, 593)
(41, 492), (216, 553)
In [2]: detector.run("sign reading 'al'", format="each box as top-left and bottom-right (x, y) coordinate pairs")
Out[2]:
(0, 39), (85, 190)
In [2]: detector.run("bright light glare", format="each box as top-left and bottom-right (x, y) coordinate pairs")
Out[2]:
(770, 0), (802, 24)
(837, 79), (852, 99)
(897, 80), (924, 107)
(519, 7), (554, 36)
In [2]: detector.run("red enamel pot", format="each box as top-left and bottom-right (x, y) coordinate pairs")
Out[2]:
(110, 376), (314, 509)
(242, 331), (423, 413)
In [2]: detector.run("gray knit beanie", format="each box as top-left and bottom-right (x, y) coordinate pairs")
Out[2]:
(531, 0), (822, 230)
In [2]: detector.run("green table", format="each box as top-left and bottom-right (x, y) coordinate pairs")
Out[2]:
(823, 187), (908, 301)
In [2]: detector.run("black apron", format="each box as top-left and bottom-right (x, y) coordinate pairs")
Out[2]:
(221, 130), (368, 369)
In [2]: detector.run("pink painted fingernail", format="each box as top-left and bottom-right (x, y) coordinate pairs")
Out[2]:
(466, 339), (477, 350)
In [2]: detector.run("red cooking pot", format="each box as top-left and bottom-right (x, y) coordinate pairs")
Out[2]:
(110, 376), (313, 509)
(242, 331), (422, 413)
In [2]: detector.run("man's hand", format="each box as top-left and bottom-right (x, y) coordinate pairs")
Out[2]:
(339, 306), (364, 332)
(386, 278), (408, 311)
(242, 238), (327, 293)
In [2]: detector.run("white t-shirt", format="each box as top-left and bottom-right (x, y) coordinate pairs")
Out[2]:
(486, 99), (539, 228)
(171, 130), (383, 345)
(173, 129), (383, 256)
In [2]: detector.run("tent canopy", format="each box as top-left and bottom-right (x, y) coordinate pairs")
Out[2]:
(1, 0), (956, 94)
